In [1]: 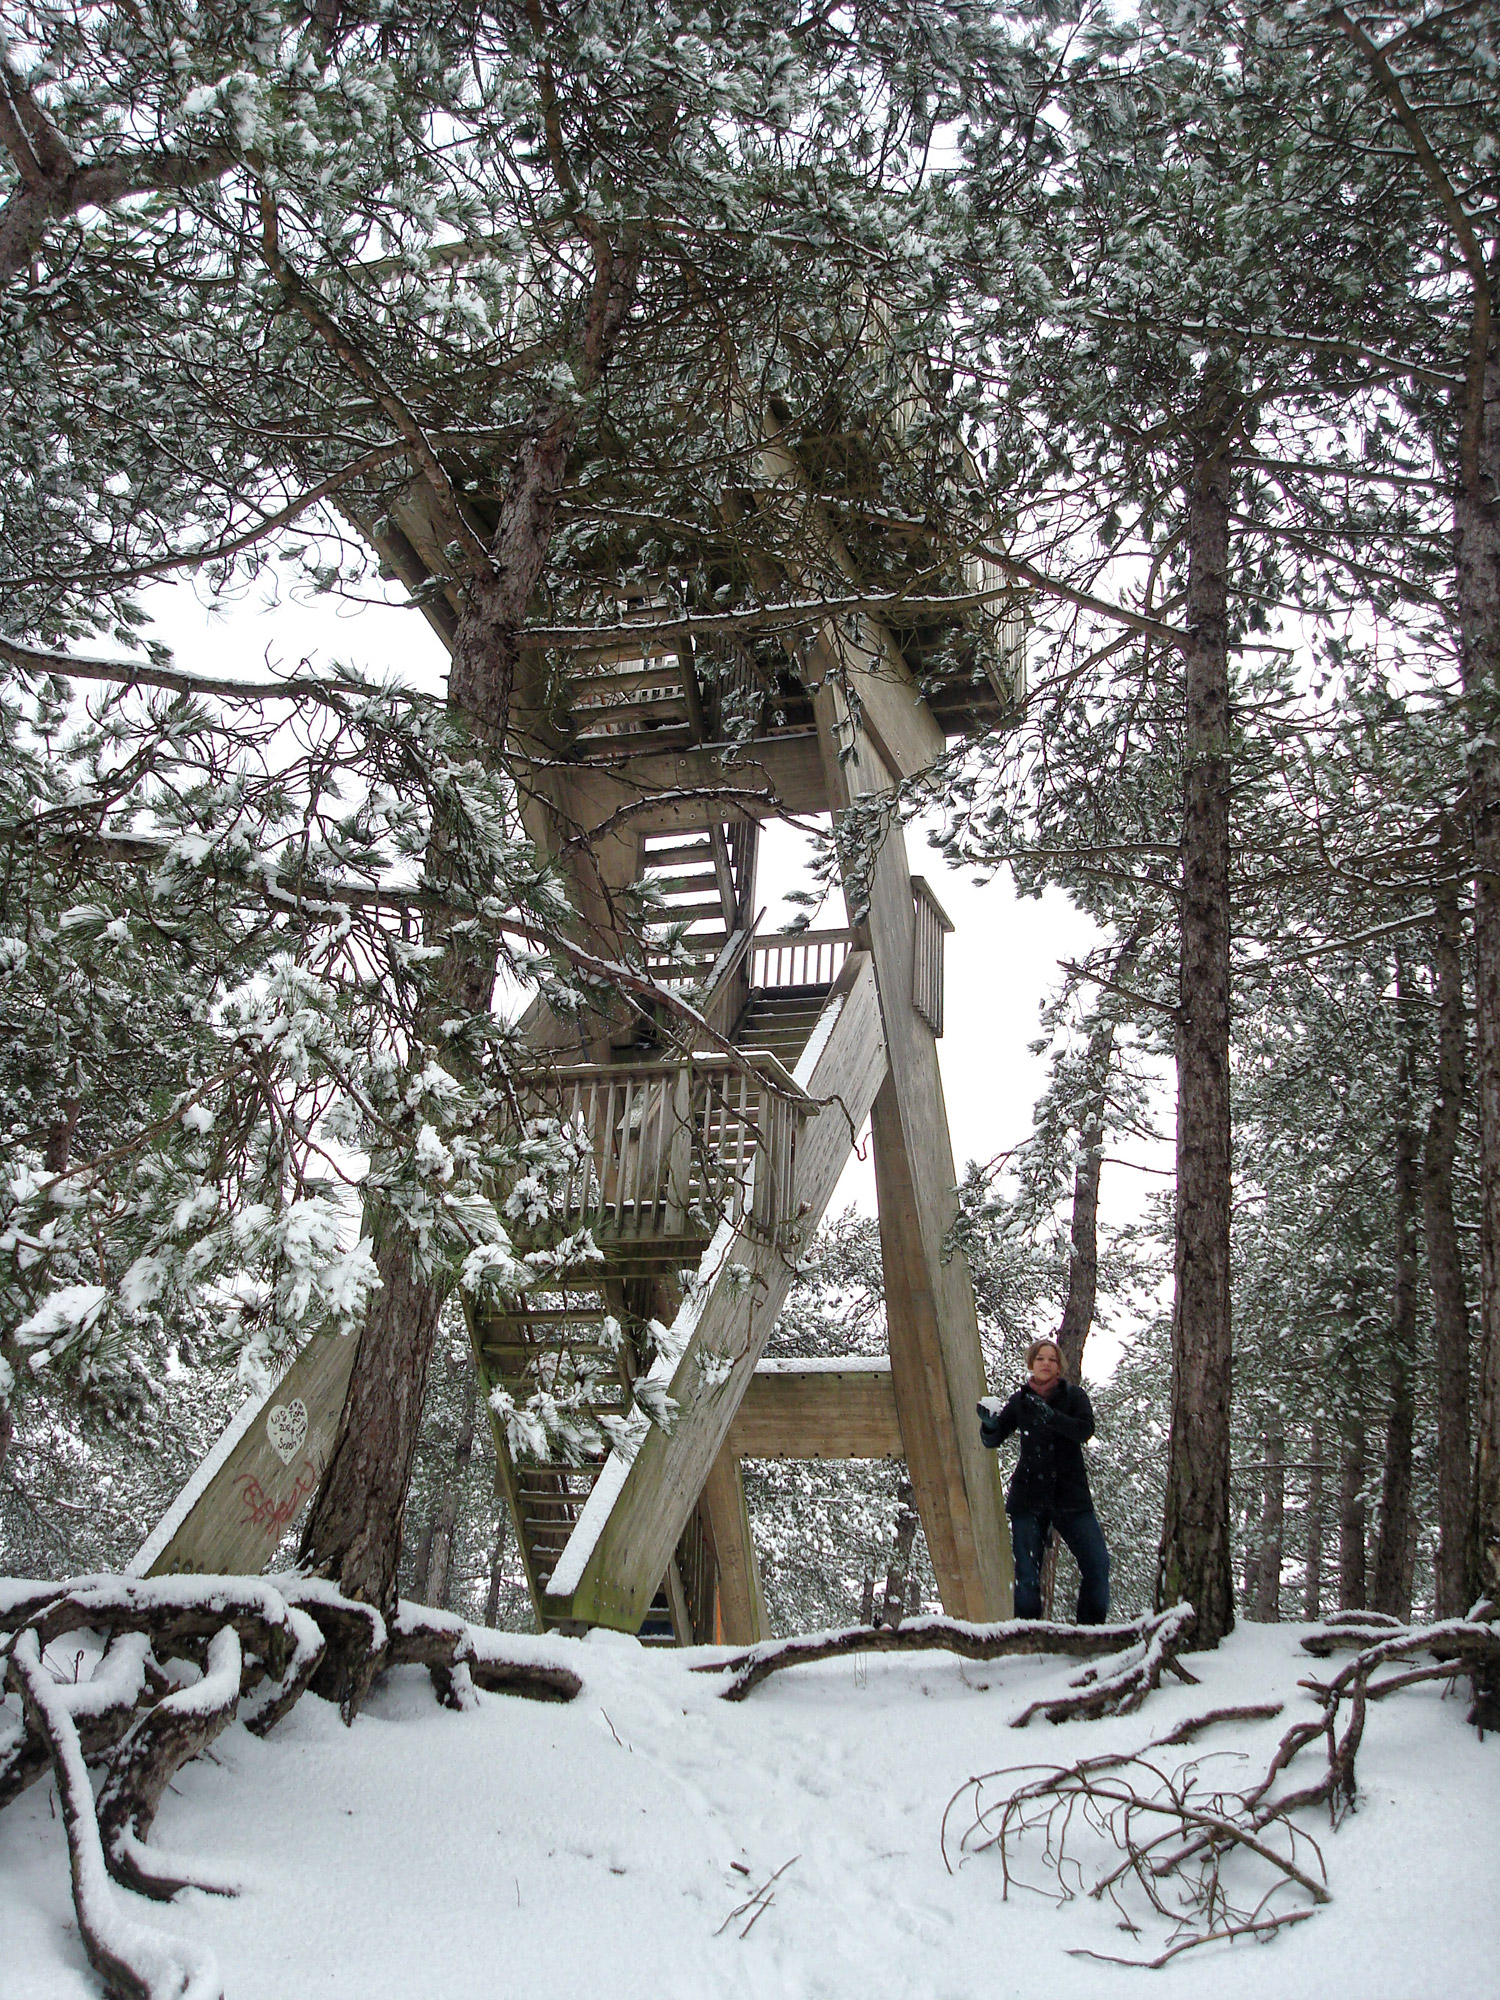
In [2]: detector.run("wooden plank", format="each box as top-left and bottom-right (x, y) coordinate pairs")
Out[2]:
(543, 951), (889, 1630)
(726, 1362), (904, 1460)
(814, 676), (1013, 1622)
(700, 1448), (767, 1645)
(131, 1333), (358, 1578)
(556, 733), (827, 834)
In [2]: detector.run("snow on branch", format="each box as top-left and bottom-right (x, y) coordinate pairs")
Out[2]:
(7, 1629), (223, 2000)
(1, 1571), (586, 1996)
(698, 1607), (1192, 1704)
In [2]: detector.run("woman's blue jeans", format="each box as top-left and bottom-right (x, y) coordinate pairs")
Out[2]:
(1010, 1509), (1111, 1624)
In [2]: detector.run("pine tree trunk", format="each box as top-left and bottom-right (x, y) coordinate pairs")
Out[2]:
(297, 235), (640, 1643)
(426, 1372), (478, 1613)
(1239, 1490), (1260, 1613)
(1460, 314), (1500, 1613)
(1338, 1415), (1368, 1612)
(300, 1231), (446, 1613)
(1043, 935), (1141, 1619)
(1304, 1418), (1325, 1621)
(410, 1514), (436, 1606)
(1373, 1021), (1419, 1620)
(483, 1513), (508, 1629)
(1253, 1428), (1284, 1623)
(1424, 872), (1472, 1614)
(1156, 434), (1236, 1644)
(881, 1480), (920, 1627)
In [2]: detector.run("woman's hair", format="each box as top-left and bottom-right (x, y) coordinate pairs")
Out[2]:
(1025, 1338), (1062, 1370)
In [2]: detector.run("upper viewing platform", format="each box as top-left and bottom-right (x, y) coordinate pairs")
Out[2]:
(353, 332), (1027, 786)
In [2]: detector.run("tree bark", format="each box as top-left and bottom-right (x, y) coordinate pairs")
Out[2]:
(880, 1480), (920, 1628)
(1156, 432), (1236, 1645)
(301, 1235), (446, 1615)
(298, 224), (642, 1636)
(1373, 1007), (1419, 1620)
(410, 1514), (436, 1606)
(1423, 872), (1472, 1614)
(426, 1369), (478, 1613)
(1304, 1418), (1325, 1621)
(1461, 315), (1500, 1613)
(1253, 1427), (1284, 1623)
(483, 1513), (509, 1629)
(1338, 1413), (1368, 1613)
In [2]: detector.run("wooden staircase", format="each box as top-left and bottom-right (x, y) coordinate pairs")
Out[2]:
(468, 921), (865, 1640)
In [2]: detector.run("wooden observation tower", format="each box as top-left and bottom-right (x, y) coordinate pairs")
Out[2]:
(136, 381), (1024, 1642)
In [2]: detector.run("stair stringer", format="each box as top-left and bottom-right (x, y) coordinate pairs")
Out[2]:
(542, 951), (888, 1631)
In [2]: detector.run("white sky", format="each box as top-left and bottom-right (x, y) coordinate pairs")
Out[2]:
(139, 576), (1172, 1374)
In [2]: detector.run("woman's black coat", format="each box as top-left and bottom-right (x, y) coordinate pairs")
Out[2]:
(979, 1381), (1096, 1516)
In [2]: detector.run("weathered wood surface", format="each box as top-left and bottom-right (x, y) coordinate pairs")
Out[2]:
(134, 1332), (357, 1580)
(544, 731), (828, 835)
(815, 672), (1013, 1623)
(544, 951), (889, 1630)
(727, 1360), (904, 1460)
(700, 1446), (767, 1646)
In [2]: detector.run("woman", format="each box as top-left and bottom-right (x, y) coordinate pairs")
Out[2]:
(977, 1337), (1111, 1624)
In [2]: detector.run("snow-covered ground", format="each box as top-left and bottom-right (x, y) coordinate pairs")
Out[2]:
(3, 1619), (1494, 2000)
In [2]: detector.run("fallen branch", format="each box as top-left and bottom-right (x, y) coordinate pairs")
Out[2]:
(943, 1610), (1500, 1966)
(698, 1611), (1173, 1703)
(1009, 1603), (1198, 1726)
(390, 1604), (583, 1708)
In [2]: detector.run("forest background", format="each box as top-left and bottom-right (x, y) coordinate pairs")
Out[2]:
(1, 0), (1497, 1665)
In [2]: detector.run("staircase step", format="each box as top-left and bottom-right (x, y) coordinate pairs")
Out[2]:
(646, 872), (720, 895)
(572, 726), (695, 758)
(574, 696), (689, 730)
(651, 900), (729, 924)
(641, 841), (714, 867)
(567, 660), (681, 695)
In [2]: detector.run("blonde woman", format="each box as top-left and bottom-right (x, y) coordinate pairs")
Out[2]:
(978, 1337), (1110, 1623)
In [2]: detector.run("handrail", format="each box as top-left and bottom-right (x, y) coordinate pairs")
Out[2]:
(750, 927), (856, 993)
(519, 1049), (806, 1100)
(509, 1049), (808, 1246)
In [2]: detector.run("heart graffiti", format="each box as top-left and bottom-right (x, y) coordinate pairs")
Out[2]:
(266, 1398), (309, 1467)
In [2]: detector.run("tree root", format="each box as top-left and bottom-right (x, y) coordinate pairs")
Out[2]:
(942, 1609), (1500, 1966)
(8, 1629), (222, 2000)
(96, 1628), (245, 1902)
(1, 1571), (586, 2000)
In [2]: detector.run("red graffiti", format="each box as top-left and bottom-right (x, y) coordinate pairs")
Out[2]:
(234, 1458), (318, 1543)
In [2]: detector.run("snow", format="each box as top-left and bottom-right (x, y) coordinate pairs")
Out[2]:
(756, 1355), (891, 1374)
(3, 1620), (1495, 2000)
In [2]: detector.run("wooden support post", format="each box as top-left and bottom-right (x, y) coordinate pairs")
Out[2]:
(700, 1446), (768, 1644)
(812, 668), (1013, 1622)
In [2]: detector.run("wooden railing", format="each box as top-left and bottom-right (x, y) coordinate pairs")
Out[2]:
(518, 1052), (805, 1246)
(910, 877), (953, 1038)
(750, 927), (855, 993)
